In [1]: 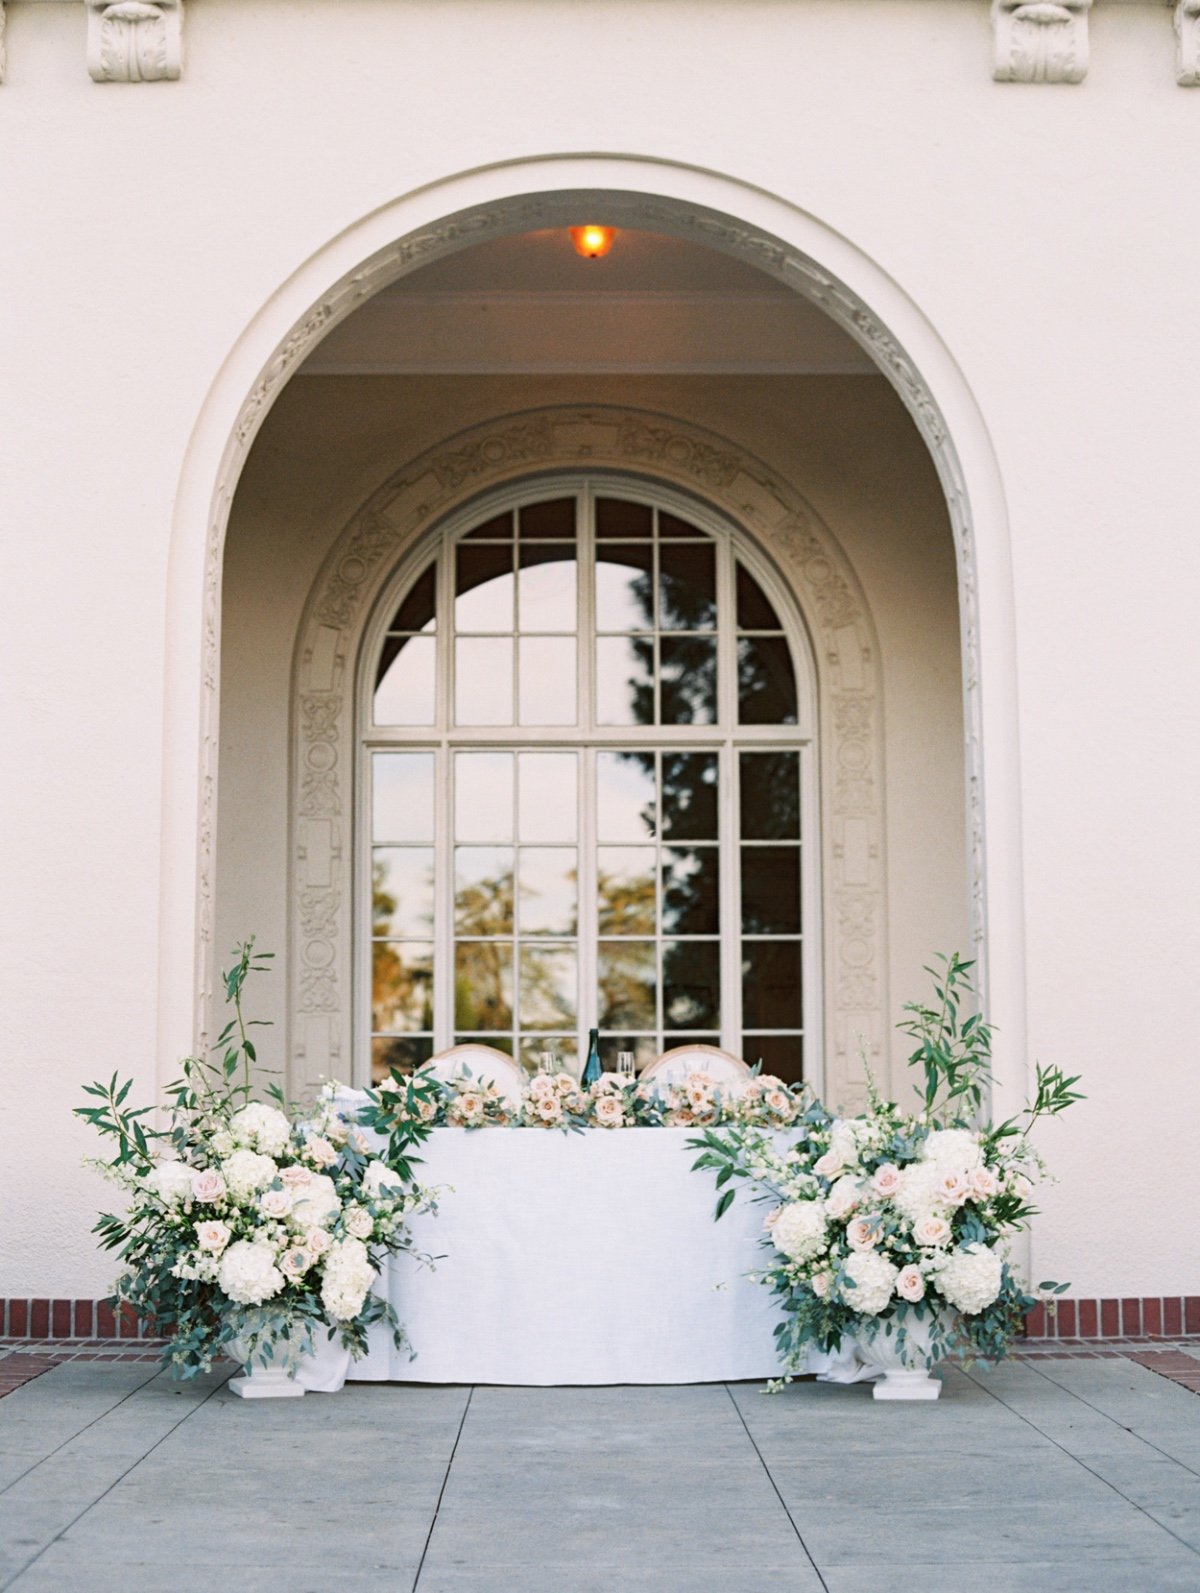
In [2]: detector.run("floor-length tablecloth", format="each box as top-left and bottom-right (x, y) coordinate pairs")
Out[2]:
(347, 1127), (793, 1386)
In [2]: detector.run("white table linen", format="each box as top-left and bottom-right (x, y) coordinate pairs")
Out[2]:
(347, 1127), (794, 1386)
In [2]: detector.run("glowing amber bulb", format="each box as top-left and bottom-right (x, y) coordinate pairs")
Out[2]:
(570, 225), (616, 259)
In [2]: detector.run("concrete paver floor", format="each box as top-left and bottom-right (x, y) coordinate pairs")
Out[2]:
(1, 1358), (1198, 1592)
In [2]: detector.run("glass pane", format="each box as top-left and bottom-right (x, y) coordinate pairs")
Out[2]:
(462, 510), (513, 542)
(454, 1035), (514, 1056)
(596, 636), (654, 726)
(598, 941), (656, 1030)
(374, 635), (436, 726)
(597, 846), (656, 935)
(520, 497), (576, 541)
(373, 752), (434, 843)
(596, 1035), (659, 1071)
(455, 752), (514, 842)
(519, 637), (576, 726)
(661, 847), (720, 935)
(518, 545), (576, 632)
(518, 1036), (578, 1072)
(737, 564), (783, 630)
(518, 753), (578, 842)
(662, 941), (720, 1030)
(455, 847), (514, 935)
(372, 848), (434, 937)
(661, 753), (718, 841)
(519, 848), (578, 935)
(386, 566), (437, 633)
(658, 510), (708, 540)
(596, 496), (651, 540)
(519, 946), (577, 1029)
(737, 636), (798, 725)
(455, 544), (514, 631)
(739, 752), (800, 839)
(372, 942), (434, 1033)
(660, 637), (717, 725)
(595, 547), (654, 631)
(741, 941), (803, 1029)
(454, 943), (513, 1030)
(741, 847), (801, 934)
(371, 1036), (434, 1083)
(597, 752), (656, 842)
(741, 1035), (804, 1085)
(455, 637), (514, 724)
(659, 544), (716, 630)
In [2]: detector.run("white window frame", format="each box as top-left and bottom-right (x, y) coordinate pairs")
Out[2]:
(354, 473), (821, 1084)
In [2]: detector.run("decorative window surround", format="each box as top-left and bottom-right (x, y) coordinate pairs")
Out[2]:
(1176, 0), (1200, 84)
(86, 0), (182, 83)
(992, 0), (1092, 83)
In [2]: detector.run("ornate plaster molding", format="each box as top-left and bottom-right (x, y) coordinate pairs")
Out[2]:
(1176, 1), (1200, 85)
(288, 407), (887, 1113)
(87, 0), (183, 83)
(992, 0), (1091, 84)
(197, 192), (986, 1114)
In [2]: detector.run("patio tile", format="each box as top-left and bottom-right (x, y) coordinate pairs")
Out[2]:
(818, 1554), (1200, 1593)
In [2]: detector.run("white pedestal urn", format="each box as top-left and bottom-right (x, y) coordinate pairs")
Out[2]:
(227, 1325), (353, 1399)
(856, 1312), (945, 1401)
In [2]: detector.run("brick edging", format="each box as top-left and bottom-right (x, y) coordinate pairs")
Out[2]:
(1024, 1295), (1200, 1340)
(1, 1299), (159, 1341)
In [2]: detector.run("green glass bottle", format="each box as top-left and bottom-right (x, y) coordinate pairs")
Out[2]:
(581, 1027), (602, 1087)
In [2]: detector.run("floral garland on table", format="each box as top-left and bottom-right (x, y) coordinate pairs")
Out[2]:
(77, 943), (440, 1379)
(690, 955), (1083, 1376)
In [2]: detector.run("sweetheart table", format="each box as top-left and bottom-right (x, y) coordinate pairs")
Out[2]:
(346, 1126), (795, 1386)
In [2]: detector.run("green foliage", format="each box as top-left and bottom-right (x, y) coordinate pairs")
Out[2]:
(897, 952), (994, 1120)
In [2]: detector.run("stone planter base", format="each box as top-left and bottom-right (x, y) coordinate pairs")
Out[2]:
(872, 1367), (942, 1401)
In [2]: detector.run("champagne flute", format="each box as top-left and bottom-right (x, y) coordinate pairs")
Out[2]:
(617, 1050), (635, 1080)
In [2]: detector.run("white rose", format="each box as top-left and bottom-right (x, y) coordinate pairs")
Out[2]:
(304, 1134), (338, 1168)
(279, 1164), (312, 1188)
(895, 1263), (926, 1302)
(771, 1201), (828, 1263)
(937, 1170), (972, 1207)
(811, 1271), (833, 1299)
(935, 1243), (1004, 1315)
(196, 1220), (231, 1254)
(303, 1226), (333, 1258)
(913, 1214), (953, 1247)
(872, 1164), (902, 1198)
(846, 1215), (880, 1251)
(221, 1149), (278, 1198)
(146, 1160), (196, 1205)
(840, 1249), (898, 1316)
(593, 1095), (625, 1128)
(813, 1150), (843, 1179)
(191, 1168), (226, 1203)
(229, 1102), (292, 1158)
(825, 1175), (863, 1220)
(217, 1239), (285, 1306)
(921, 1128), (983, 1174)
(280, 1246), (311, 1280)
(344, 1206), (374, 1240)
(259, 1187), (293, 1220)
(288, 1172), (340, 1229)
(970, 1166), (998, 1199)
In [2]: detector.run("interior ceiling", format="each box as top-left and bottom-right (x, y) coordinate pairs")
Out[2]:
(300, 229), (876, 376)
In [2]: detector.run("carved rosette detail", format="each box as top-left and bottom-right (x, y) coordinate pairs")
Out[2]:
(196, 194), (986, 1103)
(87, 0), (183, 84)
(284, 407), (887, 1108)
(992, 0), (1091, 85)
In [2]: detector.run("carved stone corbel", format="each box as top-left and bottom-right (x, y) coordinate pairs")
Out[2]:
(87, 0), (183, 83)
(0, 4), (7, 87)
(1176, 1), (1200, 86)
(992, 0), (1091, 84)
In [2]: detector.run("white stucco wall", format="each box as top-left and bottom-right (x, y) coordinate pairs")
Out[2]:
(1, 0), (1197, 1298)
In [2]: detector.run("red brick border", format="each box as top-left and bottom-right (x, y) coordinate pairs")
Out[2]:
(1025, 1295), (1200, 1341)
(1, 1299), (162, 1341)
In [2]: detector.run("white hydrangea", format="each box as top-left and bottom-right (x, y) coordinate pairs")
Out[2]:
(229, 1102), (292, 1157)
(935, 1243), (1003, 1315)
(840, 1249), (898, 1316)
(771, 1201), (828, 1263)
(144, 1159), (196, 1204)
(828, 1119), (860, 1169)
(320, 1236), (375, 1322)
(218, 1239), (285, 1305)
(220, 1148), (279, 1199)
(890, 1161), (948, 1225)
(363, 1160), (404, 1200)
(825, 1174), (864, 1220)
(921, 1128), (984, 1174)
(287, 1172), (340, 1230)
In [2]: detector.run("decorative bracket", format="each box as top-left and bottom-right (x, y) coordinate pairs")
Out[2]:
(87, 0), (183, 83)
(992, 0), (1091, 84)
(1176, 1), (1200, 85)
(0, 4), (6, 88)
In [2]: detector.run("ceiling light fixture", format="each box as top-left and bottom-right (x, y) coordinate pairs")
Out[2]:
(570, 225), (616, 260)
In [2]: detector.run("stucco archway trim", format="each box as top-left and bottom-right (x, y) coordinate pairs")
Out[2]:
(289, 406), (884, 1110)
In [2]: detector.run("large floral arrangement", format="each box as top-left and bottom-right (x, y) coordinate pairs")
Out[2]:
(77, 943), (439, 1379)
(691, 956), (1082, 1373)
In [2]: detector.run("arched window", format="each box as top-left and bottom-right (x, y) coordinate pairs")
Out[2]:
(359, 477), (817, 1083)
